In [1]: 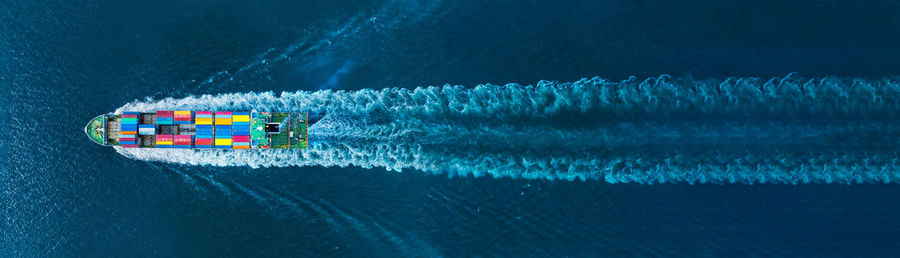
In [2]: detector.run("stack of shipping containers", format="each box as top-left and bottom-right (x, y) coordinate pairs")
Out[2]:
(156, 111), (174, 125)
(138, 124), (155, 135)
(174, 135), (192, 148)
(113, 110), (274, 149)
(120, 112), (139, 136)
(119, 134), (138, 148)
(195, 111), (213, 125)
(174, 111), (192, 148)
(195, 111), (213, 148)
(232, 112), (251, 149)
(156, 134), (173, 148)
(215, 111), (232, 149)
(120, 112), (140, 148)
(174, 111), (191, 124)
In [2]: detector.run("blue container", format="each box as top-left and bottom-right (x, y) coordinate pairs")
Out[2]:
(138, 124), (154, 129)
(119, 140), (136, 145)
(120, 117), (139, 123)
(215, 127), (232, 135)
(234, 112), (250, 116)
(196, 134), (213, 139)
(215, 145), (231, 149)
(156, 145), (172, 148)
(121, 125), (138, 131)
(215, 134), (232, 139)
(123, 112), (141, 115)
(174, 145), (192, 149)
(195, 145), (212, 148)
(156, 118), (174, 125)
(233, 142), (250, 146)
(196, 126), (213, 135)
(233, 122), (250, 126)
(174, 120), (191, 125)
(233, 126), (250, 135)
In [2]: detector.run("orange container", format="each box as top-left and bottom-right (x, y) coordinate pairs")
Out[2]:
(215, 118), (232, 125)
(195, 118), (213, 125)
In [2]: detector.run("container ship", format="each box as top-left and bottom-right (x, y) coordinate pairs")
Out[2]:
(85, 111), (308, 149)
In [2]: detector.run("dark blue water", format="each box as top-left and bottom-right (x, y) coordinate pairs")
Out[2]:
(4, 0), (900, 256)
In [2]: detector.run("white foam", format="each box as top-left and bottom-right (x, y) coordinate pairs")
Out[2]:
(114, 75), (900, 183)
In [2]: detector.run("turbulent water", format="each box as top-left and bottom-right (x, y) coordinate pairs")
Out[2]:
(7, 0), (900, 256)
(117, 75), (900, 183)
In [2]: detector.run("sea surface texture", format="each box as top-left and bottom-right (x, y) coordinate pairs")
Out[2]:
(4, 0), (900, 256)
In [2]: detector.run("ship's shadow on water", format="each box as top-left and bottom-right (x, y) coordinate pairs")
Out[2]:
(117, 75), (900, 184)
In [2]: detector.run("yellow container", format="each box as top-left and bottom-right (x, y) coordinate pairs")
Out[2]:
(215, 139), (232, 145)
(195, 118), (213, 125)
(174, 111), (191, 115)
(215, 118), (232, 125)
(156, 141), (173, 145)
(232, 115), (250, 122)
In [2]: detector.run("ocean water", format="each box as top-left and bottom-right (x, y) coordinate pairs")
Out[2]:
(4, 0), (900, 256)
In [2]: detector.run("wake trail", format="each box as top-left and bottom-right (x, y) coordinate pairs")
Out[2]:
(116, 75), (900, 183)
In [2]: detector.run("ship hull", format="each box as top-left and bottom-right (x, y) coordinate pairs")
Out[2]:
(86, 111), (308, 149)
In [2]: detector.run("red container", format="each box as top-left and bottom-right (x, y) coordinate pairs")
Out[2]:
(215, 111), (232, 116)
(156, 135), (173, 141)
(174, 135), (192, 145)
(118, 137), (136, 141)
(121, 114), (139, 118)
(156, 111), (174, 118)
(122, 145), (140, 148)
(195, 138), (213, 145)
(195, 111), (213, 116)
(233, 135), (250, 142)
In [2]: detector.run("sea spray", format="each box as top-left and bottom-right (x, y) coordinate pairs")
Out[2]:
(118, 75), (900, 120)
(115, 75), (900, 183)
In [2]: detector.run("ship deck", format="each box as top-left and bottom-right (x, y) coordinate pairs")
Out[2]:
(88, 111), (308, 149)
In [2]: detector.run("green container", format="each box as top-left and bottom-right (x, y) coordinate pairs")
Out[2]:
(121, 117), (138, 123)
